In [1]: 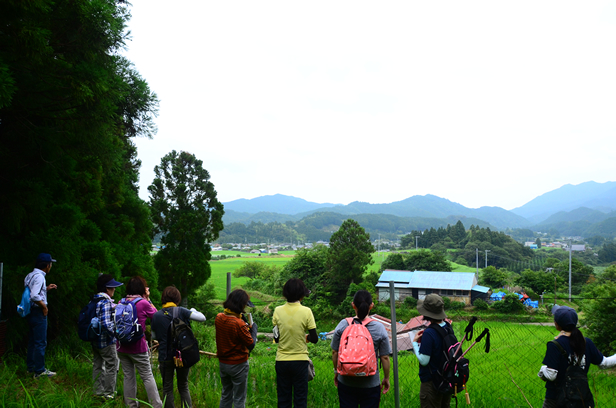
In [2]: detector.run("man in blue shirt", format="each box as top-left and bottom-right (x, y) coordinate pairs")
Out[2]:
(24, 253), (57, 378)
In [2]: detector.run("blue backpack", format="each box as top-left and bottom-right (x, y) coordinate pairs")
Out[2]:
(17, 286), (31, 317)
(78, 297), (102, 341)
(114, 297), (144, 344)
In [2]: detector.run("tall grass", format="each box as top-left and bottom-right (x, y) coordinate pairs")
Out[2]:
(4, 322), (616, 407)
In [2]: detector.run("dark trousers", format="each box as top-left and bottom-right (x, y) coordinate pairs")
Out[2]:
(159, 360), (192, 408)
(275, 360), (309, 408)
(26, 307), (47, 374)
(419, 381), (452, 408)
(337, 382), (381, 408)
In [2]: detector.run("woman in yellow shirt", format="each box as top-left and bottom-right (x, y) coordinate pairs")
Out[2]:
(272, 279), (318, 408)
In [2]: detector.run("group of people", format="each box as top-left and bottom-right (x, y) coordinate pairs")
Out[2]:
(24, 253), (616, 408)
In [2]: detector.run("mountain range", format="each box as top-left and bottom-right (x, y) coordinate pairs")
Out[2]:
(222, 181), (616, 237)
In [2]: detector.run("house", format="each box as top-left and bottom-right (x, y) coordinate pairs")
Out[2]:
(375, 270), (490, 306)
(268, 248), (278, 254)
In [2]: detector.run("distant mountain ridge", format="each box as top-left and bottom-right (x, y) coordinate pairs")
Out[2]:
(223, 181), (616, 232)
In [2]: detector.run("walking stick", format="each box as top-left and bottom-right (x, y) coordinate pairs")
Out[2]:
(458, 328), (490, 361)
(453, 316), (478, 357)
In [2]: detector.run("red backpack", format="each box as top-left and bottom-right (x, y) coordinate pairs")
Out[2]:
(337, 317), (378, 377)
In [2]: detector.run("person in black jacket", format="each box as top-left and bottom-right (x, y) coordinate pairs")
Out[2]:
(151, 286), (206, 408)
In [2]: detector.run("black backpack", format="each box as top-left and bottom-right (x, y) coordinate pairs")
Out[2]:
(552, 340), (594, 408)
(429, 324), (470, 396)
(166, 307), (200, 369)
(78, 297), (102, 342)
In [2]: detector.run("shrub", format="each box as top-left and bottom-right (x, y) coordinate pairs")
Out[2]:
(404, 296), (418, 308)
(442, 296), (452, 309)
(473, 298), (489, 310)
(449, 301), (466, 311)
(455, 257), (468, 266)
(491, 293), (525, 314)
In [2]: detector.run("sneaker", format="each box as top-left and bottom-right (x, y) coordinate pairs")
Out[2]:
(34, 369), (56, 378)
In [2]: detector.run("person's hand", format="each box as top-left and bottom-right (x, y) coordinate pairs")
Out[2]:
(145, 287), (151, 300)
(42, 305), (49, 316)
(334, 373), (339, 388)
(47, 284), (57, 290)
(381, 378), (390, 394)
(413, 329), (424, 343)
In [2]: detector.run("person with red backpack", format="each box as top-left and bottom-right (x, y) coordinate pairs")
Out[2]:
(412, 294), (453, 408)
(331, 290), (391, 408)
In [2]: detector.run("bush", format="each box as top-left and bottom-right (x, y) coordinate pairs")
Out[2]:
(442, 296), (452, 309)
(491, 293), (525, 314)
(449, 301), (466, 311)
(455, 256), (468, 266)
(404, 296), (418, 308)
(473, 298), (489, 310)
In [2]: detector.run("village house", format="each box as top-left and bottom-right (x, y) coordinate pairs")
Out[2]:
(375, 270), (490, 306)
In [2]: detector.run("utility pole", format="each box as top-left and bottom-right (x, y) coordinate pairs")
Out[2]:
(568, 240), (572, 302)
(546, 267), (555, 305)
(485, 250), (490, 268)
(415, 236), (419, 250)
(476, 248), (479, 274)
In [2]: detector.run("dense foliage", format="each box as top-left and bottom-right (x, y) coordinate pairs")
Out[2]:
(380, 250), (452, 272)
(0, 1), (158, 332)
(149, 150), (224, 301)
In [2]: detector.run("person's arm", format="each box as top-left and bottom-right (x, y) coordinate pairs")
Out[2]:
(412, 330), (430, 366)
(100, 300), (115, 338)
(189, 308), (206, 322)
(380, 355), (391, 394)
(29, 275), (49, 315)
(306, 328), (318, 344)
(332, 350), (339, 387)
(599, 354), (616, 369)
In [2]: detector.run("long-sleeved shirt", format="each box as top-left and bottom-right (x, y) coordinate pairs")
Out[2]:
(215, 312), (256, 365)
(93, 292), (116, 349)
(24, 269), (48, 305)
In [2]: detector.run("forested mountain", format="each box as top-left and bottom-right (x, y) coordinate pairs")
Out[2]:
(0, 2), (158, 330)
(223, 194), (530, 229)
(512, 181), (616, 223)
(224, 194), (339, 214)
(217, 212), (494, 243)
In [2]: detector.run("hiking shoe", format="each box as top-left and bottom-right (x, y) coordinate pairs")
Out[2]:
(34, 369), (56, 378)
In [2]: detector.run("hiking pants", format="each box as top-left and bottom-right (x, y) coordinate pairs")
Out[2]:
(275, 360), (309, 408)
(118, 351), (162, 408)
(26, 307), (47, 374)
(219, 361), (249, 408)
(419, 381), (452, 408)
(337, 382), (381, 408)
(160, 360), (192, 408)
(92, 343), (118, 396)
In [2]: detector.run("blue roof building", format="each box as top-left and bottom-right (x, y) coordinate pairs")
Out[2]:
(376, 269), (490, 305)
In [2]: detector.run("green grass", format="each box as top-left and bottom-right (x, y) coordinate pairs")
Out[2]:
(5, 321), (616, 407)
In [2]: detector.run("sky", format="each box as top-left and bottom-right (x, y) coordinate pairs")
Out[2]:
(124, 1), (616, 211)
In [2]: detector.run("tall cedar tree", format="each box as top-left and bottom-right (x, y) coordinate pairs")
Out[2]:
(326, 219), (375, 303)
(149, 151), (224, 301)
(0, 0), (158, 336)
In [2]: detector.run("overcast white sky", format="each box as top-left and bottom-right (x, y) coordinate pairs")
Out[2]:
(124, 1), (616, 211)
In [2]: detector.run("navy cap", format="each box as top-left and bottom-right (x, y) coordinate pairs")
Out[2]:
(552, 305), (578, 330)
(105, 278), (124, 288)
(36, 253), (56, 263)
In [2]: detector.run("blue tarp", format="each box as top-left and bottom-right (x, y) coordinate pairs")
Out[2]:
(523, 298), (539, 308)
(490, 291), (506, 301)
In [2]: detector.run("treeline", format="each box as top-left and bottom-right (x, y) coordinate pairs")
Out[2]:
(218, 212), (493, 243)
(401, 221), (534, 271)
(0, 1), (158, 336)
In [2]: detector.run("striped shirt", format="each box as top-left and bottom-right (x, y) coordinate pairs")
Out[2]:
(215, 312), (254, 365)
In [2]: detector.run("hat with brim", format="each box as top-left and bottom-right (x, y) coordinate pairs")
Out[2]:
(551, 305), (577, 331)
(417, 294), (447, 320)
(36, 253), (56, 263)
(246, 299), (255, 308)
(105, 278), (124, 288)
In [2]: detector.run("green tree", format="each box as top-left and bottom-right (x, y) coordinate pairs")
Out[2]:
(326, 219), (375, 302)
(582, 282), (616, 354)
(555, 258), (594, 295)
(535, 237), (542, 249)
(515, 269), (555, 294)
(149, 151), (224, 301)
(0, 0), (158, 334)
(598, 241), (616, 263)
(479, 266), (509, 288)
(278, 246), (329, 298)
(402, 250), (452, 272)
